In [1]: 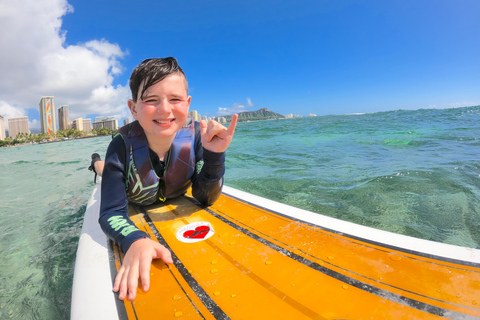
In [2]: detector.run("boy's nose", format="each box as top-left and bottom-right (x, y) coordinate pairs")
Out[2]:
(156, 100), (171, 114)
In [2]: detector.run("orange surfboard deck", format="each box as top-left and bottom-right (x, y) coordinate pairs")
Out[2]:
(109, 187), (480, 320)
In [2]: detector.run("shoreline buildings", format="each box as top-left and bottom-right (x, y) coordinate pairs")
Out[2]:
(58, 105), (70, 130)
(0, 115), (5, 140)
(71, 118), (93, 133)
(93, 116), (118, 130)
(39, 97), (56, 136)
(8, 116), (30, 138)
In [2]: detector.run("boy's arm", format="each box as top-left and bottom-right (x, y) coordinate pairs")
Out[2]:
(98, 136), (172, 301)
(98, 136), (148, 253)
(191, 115), (238, 206)
(191, 146), (225, 206)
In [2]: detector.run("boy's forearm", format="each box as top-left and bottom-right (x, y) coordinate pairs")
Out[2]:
(99, 210), (149, 253)
(191, 148), (225, 206)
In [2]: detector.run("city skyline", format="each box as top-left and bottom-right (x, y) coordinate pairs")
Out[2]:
(1, 1), (479, 132)
(0, 99), (211, 139)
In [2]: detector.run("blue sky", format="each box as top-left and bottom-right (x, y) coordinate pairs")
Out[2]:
(1, 0), (479, 129)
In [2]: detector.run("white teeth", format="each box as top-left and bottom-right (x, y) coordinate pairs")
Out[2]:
(155, 120), (171, 124)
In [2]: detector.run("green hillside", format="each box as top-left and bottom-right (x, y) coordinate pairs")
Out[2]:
(225, 108), (285, 122)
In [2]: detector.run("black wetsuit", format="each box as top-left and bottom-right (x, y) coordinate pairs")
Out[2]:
(98, 121), (225, 253)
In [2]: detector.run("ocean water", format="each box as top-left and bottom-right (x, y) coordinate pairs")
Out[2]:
(0, 106), (479, 319)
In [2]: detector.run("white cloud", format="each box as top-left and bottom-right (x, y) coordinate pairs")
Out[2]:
(216, 98), (255, 116)
(0, 102), (25, 130)
(0, 0), (130, 130)
(246, 97), (254, 107)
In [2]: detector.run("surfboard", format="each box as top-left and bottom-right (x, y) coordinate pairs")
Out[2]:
(71, 183), (480, 319)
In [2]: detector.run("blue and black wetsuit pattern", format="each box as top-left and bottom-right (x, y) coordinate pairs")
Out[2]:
(98, 120), (225, 253)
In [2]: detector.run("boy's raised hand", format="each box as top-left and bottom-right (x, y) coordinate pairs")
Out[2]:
(200, 114), (238, 153)
(113, 238), (173, 301)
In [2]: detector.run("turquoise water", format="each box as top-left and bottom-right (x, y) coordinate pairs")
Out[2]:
(0, 106), (479, 318)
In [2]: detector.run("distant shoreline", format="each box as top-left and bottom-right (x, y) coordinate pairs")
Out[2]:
(0, 135), (105, 148)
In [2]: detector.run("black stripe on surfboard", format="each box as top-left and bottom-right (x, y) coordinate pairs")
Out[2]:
(137, 206), (230, 320)
(107, 239), (137, 320)
(223, 191), (480, 270)
(185, 196), (478, 319)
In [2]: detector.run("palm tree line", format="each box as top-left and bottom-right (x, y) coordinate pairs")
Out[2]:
(0, 127), (117, 147)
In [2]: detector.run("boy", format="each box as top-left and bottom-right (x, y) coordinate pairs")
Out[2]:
(90, 57), (238, 301)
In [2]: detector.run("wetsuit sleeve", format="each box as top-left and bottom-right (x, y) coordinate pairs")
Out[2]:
(98, 135), (149, 253)
(191, 122), (225, 206)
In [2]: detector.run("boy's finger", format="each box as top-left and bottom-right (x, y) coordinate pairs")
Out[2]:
(127, 266), (139, 301)
(139, 262), (151, 292)
(159, 246), (173, 264)
(204, 123), (226, 142)
(113, 266), (124, 292)
(118, 270), (129, 300)
(226, 114), (238, 136)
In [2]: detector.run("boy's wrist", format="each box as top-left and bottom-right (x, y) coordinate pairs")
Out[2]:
(121, 231), (150, 253)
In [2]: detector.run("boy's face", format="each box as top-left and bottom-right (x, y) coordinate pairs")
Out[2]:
(128, 73), (191, 142)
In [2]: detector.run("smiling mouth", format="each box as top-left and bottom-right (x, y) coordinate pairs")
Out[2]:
(154, 119), (175, 124)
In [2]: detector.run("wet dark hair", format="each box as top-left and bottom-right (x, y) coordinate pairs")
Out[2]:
(129, 57), (188, 102)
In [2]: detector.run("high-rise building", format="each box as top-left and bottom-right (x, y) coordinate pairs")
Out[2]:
(103, 119), (118, 130)
(123, 118), (132, 126)
(8, 116), (30, 138)
(58, 105), (70, 130)
(188, 110), (201, 121)
(92, 117), (118, 130)
(39, 97), (56, 136)
(71, 118), (92, 133)
(0, 115), (5, 140)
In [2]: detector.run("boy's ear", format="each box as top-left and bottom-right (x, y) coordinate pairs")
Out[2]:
(127, 99), (138, 119)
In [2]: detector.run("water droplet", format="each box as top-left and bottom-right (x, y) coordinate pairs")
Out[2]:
(328, 256), (334, 260)
(211, 260), (218, 264)
(456, 294), (462, 298)
(473, 300), (477, 305)
(230, 241), (236, 245)
(390, 255), (401, 261)
(231, 294), (237, 298)
(173, 295), (181, 300)
(211, 269), (218, 273)
(214, 291), (221, 296)
(150, 272), (155, 276)
(174, 311), (183, 317)
(342, 284), (349, 289)
(265, 260), (272, 265)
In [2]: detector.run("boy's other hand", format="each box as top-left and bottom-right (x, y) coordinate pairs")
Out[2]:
(200, 114), (238, 153)
(113, 238), (173, 301)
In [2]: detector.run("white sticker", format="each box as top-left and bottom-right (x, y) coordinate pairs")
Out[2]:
(176, 221), (215, 243)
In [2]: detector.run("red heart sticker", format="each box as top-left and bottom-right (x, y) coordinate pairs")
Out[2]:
(176, 222), (214, 243)
(183, 226), (210, 239)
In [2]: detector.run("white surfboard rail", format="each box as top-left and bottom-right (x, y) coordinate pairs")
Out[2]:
(71, 183), (119, 320)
